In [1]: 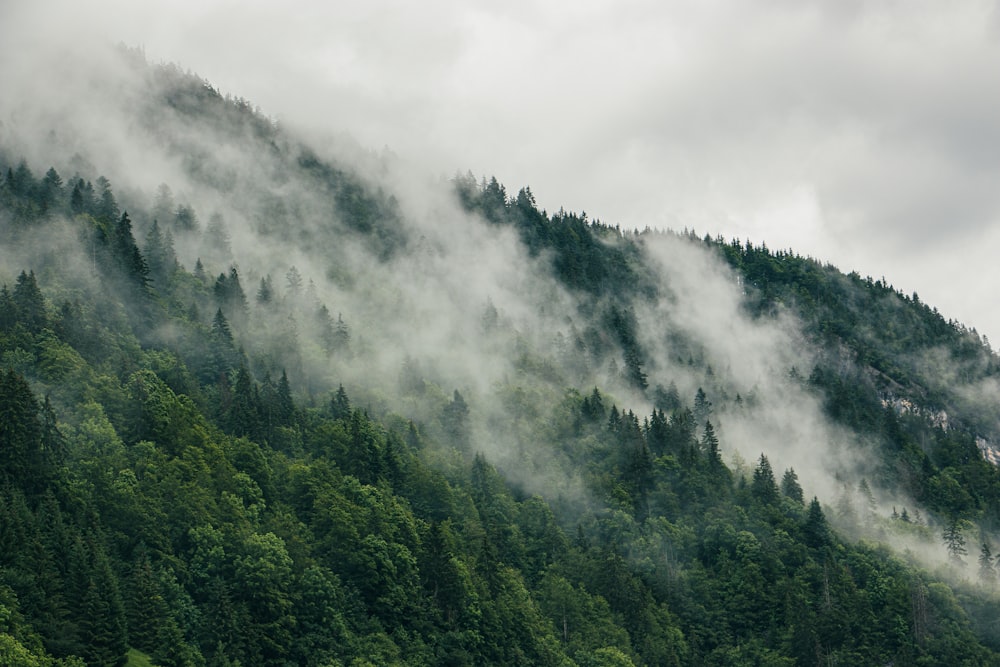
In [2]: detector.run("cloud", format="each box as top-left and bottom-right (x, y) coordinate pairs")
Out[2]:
(2, 0), (982, 558)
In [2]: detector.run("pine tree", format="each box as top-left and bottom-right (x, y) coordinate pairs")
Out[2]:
(206, 309), (238, 381)
(276, 370), (295, 427)
(781, 468), (804, 504)
(0, 369), (44, 494)
(174, 203), (198, 232)
(112, 212), (151, 293)
(317, 305), (336, 355)
(143, 219), (177, 286)
(693, 387), (712, 423)
(804, 497), (829, 548)
(333, 313), (350, 352)
(751, 454), (779, 505)
(979, 542), (996, 588)
(69, 181), (86, 214)
(943, 519), (968, 566)
(285, 266), (303, 298)
(228, 366), (261, 438)
(441, 390), (470, 448)
(330, 384), (351, 421)
(40, 167), (63, 212)
(12, 269), (47, 333)
(95, 176), (120, 223)
(702, 420), (722, 468)
(857, 478), (877, 525)
(256, 275), (274, 304)
(79, 541), (129, 667)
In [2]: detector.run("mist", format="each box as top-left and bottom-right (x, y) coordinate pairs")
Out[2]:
(1, 29), (992, 589)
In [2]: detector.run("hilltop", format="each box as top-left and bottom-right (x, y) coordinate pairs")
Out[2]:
(3, 45), (1000, 666)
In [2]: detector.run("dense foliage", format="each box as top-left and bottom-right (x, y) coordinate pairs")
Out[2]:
(4, 52), (1000, 666)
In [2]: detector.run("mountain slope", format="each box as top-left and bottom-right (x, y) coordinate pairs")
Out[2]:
(2, 45), (1000, 666)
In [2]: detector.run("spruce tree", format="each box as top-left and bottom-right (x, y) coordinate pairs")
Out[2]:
(781, 468), (804, 504)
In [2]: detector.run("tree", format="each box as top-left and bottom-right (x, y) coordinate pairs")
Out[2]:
(804, 497), (829, 548)
(441, 390), (470, 448)
(173, 203), (198, 232)
(702, 420), (722, 468)
(330, 385), (351, 421)
(256, 275), (274, 304)
(316, 305), (336, 355)
(112, 212), (151, 293)
(78, 542), (129, 667)
(227, 366), (262, 438)
(333, 313), (350, 353)
(581, 387), (605, 423)
(751, 454), (779, 505)
(205, 308), (239, 381)
(979, 542), (996, 588)
(653, 382), (681, 412)
(781, 468), (804, 504)
(40, 167), (63, 212)
(943, 519), (969, 566)
(275, 370), (295, 427)
(285, 266), (303, 298)
(203, 213), (232, 263)
(693, 387), (712, 423)
(152, 183), (174, 223)
(0, 369), (44, 493)
(12, 270), (47, 333)
(214, 266), (248, 321)
(95, 176), (119, 223)
(623, 347), (647, 390)
(857, 478), (877, 525)
(143, 219), (177, 286)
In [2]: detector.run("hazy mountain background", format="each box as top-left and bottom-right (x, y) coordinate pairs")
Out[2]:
(4, 0), (1000, 346)
(2, 14), (1000, 667)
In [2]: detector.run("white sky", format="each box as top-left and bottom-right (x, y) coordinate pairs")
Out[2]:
(5, 0), (1000, 344)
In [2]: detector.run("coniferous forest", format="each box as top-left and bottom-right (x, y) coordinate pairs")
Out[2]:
(5, 46), (1000, 666)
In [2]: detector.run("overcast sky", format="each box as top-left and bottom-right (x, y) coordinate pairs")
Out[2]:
(6, 0), (1000, 343)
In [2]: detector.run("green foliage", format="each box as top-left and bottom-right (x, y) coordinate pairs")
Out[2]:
(6, 60), (1000, 665)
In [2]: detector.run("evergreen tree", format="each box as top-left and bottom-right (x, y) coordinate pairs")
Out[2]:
(95, 176), (120, 223)
(227, 366), (261, 438)
(276, 370), (295, 427)
(174, 203), (198, 232)
(316, 305), (336, 355)
(143, 218), (177, 286)
(751, 454), (779, 505)
(285, 266), (303, 298)
(0, 369), (44, 494)
(333, 313), (350, 352)
(152, 183), (174, 224)
(79, 542), (129, 667)
(693, 387), (712, 423)
(653, 381), (682, 412)
(979, 542), (996, 588)
(12, 270), (47, 333)
(857, 478), (877, 525)
(441, 390), (470, 448)
(203, 213), (232, 263)
(330, 384), (351, 421)
(256, 275), (274, 304)
(40, 167), (63, 212)
(804, 497), (829, 548)
(69, 181), (87, 215)
(702, 420), (722, 468)
(112, 212), (151, 293)
(781, 467), (804, 504)
(943, 519), (969, 566)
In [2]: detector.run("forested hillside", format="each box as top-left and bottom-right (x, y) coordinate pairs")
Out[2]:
(4, 46), (1000, 666)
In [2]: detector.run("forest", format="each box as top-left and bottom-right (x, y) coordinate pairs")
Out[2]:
(3, 47), (1000, 666)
